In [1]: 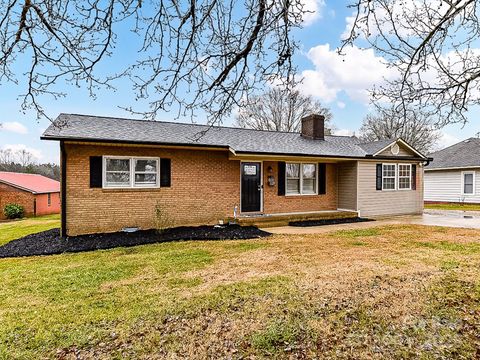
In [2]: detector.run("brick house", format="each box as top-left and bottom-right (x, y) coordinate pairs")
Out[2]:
(0, 172), (60, 219)
(42, 113), (430, 237)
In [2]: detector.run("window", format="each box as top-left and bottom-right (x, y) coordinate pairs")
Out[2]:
(47, 193), (51, 206)
(462, 171), (475, 195)
(398, 164), (411, 190)
(134, 159), (158, 186)
(103, 157), (159, 188)
(286, 163), (317, 195)
(286, 163), (300, 194)
(382, 164), (396, 190)
(105, 158), (131, 187)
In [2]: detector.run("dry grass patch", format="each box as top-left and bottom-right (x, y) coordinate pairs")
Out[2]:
(1, 225), (480, 359)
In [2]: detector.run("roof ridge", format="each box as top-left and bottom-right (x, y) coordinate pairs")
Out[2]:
(0, 171), (45, 176)
(59, 113), (354, 137)
(429, 137), (478, 155)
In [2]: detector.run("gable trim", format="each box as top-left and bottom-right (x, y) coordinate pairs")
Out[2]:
(372, 139), (426, 159)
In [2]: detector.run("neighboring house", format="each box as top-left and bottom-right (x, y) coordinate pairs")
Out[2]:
(425, 138), (480, 204)
(41, 113), (429, 237)
(0, 172), (60, 219)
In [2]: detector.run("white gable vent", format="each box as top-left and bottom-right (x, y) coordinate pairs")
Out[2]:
(390, 143), (400, 155)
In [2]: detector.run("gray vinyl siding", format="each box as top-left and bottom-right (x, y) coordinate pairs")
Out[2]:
(357, 161), (423, 217)
(424, 169), (480, 203)
(337, 162), (357, 210)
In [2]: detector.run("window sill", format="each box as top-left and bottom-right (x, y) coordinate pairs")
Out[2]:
(285, 193), (320, 197)
(101, 187), (162, 192)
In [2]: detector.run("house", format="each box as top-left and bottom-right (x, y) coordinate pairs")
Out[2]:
(425, 138), (480, 204)
(0, 172), (60, 219)
(41, 113), (429, 237)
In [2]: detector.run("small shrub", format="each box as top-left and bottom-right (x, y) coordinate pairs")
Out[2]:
(153, 200), (174, 233)
(3, 203), (25, 219)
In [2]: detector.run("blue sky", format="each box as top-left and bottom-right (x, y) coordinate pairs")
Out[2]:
(0, 0), (478, 164)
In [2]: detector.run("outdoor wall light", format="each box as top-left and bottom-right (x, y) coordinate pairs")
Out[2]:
(267, 166), (275, 186)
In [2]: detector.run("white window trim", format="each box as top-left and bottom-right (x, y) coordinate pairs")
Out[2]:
(285, 162), (318, 196)
(103, 156), (160, 189)
(382, 163), (397, 191)
(398, 164), (412, 191)
(461, 171), (475, 195)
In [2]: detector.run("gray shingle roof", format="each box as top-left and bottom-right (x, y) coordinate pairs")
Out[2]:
(356, 139), (396, 155)
(427, 138), (480, 170)
(41, 113), (423, 159)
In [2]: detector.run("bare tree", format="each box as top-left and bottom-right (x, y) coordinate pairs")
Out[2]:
(235, 88), (333, 133)
(0, 0), (314, 123)
(343, 0), (479, 127)
(17, 149), (33, 167)
(0, 148), (59, 179)
(359, 107), (441, 153)
(0, 148), (13, 164)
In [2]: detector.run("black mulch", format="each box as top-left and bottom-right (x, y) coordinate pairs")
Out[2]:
(0, 225), (271, 258)
(289, 217), (374, 227)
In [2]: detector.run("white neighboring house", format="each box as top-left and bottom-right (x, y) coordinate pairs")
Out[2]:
(425, 138), (480, 204)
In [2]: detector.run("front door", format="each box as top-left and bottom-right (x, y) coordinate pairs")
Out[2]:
(241, 162), (262, 212)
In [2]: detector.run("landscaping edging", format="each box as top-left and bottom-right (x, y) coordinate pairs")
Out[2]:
(0, 225), (271, 258)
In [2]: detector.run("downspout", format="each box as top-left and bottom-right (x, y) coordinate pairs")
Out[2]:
(60, 141), (67, 238)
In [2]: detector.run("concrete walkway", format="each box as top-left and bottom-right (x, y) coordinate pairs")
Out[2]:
(264, 209), (480, 234)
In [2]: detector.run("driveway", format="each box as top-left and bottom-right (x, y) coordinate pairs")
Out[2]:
(265, 209), (480, 234)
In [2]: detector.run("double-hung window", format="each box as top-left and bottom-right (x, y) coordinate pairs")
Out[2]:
(286, 163), (317, 195)
(104, 156), (159, 188)
(382, 164), (396, 190)
(462, 171), (475, 195)
(134, 158), (159, 187)
(398, 164), (411, 190)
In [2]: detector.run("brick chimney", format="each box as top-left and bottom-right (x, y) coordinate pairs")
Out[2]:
(301, 114), (325, 140)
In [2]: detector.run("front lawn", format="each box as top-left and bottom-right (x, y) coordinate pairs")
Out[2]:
(0, 214), (60, 246)
(1, 224), (480, 358)
(425, 202), (480, 211)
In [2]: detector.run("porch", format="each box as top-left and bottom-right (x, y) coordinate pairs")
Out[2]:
(230, 210), (358, 228)
(235, 159), (359, 223)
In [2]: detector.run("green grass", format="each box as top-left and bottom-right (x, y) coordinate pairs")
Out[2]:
(0, 214), (60, 246)
(425, 203), (480, 211)
(414, 240), (480, 253)
(2, 224), (480, 358)
(332, 228), (381, 238)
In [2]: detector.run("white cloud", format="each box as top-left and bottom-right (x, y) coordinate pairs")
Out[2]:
(299, 43), (396, 104)
(333, 128), (355, 136)
(341, 1), (444, 41)
(1, 121), (28, 134)
(435, 132), (460, 150)
(336, 101), (346, 109)
(2, 144), (43, 161)
(301, 0), (325, 26)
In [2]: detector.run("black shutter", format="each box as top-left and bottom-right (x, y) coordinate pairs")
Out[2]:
(411, 164), (417, 190)
(160, 158), (171, 187)
(318, 163), (326, 194)
(278, 162), (286, 196)
(376, 164), (382, 191)
(90, 156), (102, 188)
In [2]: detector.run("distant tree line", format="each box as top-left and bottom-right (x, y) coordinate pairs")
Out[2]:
(0, 149), (60, 181)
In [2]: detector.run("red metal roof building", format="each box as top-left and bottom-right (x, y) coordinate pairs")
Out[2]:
(0, 172), (60, 218)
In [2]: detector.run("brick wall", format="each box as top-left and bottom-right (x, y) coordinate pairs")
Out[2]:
(64, 143), (241, 235)
(0, 183), (35, 219)
(64, 143), (340, 236)
(35, 192), (61, 216)
(263, 161), (337, 213)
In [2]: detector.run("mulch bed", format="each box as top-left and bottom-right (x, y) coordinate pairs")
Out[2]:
(289, 217), (374, 227)
(0, 225), (271, 259)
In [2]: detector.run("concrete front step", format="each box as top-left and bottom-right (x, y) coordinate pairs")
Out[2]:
(229, 210), (358, 228)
